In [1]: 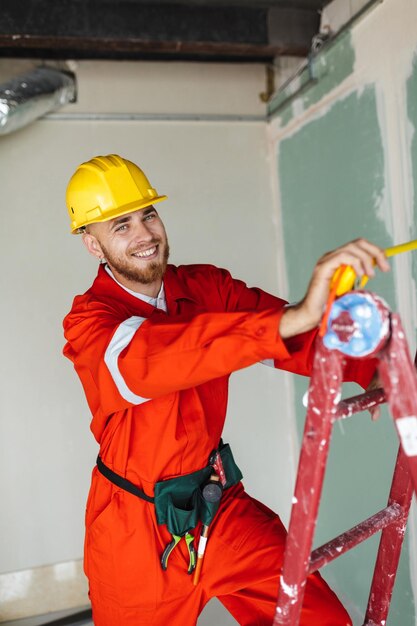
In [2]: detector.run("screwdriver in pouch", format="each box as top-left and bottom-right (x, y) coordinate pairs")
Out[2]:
(193, 474), (223, 586)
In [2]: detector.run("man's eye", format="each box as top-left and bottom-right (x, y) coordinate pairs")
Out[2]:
(115, 224), (128, 232)
(144, 212), (156, 221)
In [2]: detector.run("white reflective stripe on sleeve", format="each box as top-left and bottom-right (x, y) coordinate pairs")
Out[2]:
(261, 359), (275, 367)
(104, 316), (150, 405)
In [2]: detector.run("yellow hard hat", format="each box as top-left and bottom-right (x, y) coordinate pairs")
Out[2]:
(66, 154), (167, 233)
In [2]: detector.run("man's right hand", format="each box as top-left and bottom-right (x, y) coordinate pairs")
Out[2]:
(279, 239), (391, 340)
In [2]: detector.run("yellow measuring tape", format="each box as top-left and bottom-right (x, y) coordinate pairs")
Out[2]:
(330, 239), (417, 296)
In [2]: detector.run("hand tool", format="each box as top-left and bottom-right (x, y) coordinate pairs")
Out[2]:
(193, 474), (222, 585)
(330, 239), (417, 297)
(185, 533), (197, 574)
(209, 449), (227, 487)
(161, 532), (196, 574)
(202, 475), (223, 503)
(322, 239), (417, 335)
(193, 524), (210, 586)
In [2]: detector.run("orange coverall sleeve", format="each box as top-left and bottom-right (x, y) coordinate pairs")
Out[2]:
(63, 266), (375, 417)
(205, 266), (376, 388)
(64, 295), (293, 415)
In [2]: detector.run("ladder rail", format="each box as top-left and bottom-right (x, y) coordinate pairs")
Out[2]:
(378, 315), (417, 493)
(363, 447), (414, 625)
(273, 343), (345, 625)
(273, 300), (417, 626)
(362, 316), (417, 625)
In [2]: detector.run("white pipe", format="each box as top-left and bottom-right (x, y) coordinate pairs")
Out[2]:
(45, 112), (265, 123)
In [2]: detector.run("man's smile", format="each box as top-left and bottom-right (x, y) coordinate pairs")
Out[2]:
(132, 245), (159, 259)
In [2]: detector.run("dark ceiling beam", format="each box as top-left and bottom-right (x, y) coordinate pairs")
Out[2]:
(0, 1), (320, 62)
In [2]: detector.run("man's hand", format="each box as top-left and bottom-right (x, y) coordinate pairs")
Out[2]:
(279, 239), (390, 339)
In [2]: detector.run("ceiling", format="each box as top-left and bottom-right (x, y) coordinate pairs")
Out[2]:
(0, 0), (333, 63)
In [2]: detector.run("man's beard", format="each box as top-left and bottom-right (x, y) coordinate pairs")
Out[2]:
(101, 239), (170, 285)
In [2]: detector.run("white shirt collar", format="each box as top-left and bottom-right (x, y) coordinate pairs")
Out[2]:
(104, 264), (167, 312)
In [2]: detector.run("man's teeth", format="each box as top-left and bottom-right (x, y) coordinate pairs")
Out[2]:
(135, 246), (157, 258)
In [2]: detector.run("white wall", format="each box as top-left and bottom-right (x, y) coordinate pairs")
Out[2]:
(0, 60), (297, 587)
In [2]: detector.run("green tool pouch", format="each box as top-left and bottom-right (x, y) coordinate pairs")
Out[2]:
(154, 442), (242, 537)
(96, 441), (242, 538)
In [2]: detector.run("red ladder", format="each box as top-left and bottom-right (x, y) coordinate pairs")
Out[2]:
(273, 293), (417, 626)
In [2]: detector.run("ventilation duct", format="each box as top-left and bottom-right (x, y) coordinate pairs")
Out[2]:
(0, 66), (76, 135)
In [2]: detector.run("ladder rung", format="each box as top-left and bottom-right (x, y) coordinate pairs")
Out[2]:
(308, 503), (404, 573)
(336, 388), (386, 419)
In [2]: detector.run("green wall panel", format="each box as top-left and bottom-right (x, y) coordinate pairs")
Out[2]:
(278, 86), (414, 624)
(269, 31), (355, 127)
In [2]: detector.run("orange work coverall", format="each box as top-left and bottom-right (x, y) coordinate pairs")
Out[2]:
(64, 263), (373, 626)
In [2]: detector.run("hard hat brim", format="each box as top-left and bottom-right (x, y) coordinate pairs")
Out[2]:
(72, 194), (167, 234)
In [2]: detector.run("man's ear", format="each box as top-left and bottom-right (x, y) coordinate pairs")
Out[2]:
(82, 233), (105, 260)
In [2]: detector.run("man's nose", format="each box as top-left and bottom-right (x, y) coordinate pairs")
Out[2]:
(131, 218), (153, 241)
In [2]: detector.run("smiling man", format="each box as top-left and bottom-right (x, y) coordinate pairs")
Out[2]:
(63, 154), (389, 626)
(83, 207), (170, 292)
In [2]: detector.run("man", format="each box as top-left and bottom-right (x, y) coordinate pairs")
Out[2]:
(63, 154), (389, 626)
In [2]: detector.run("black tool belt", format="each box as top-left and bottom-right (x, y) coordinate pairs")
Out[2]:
(96, 441), (242, 538)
